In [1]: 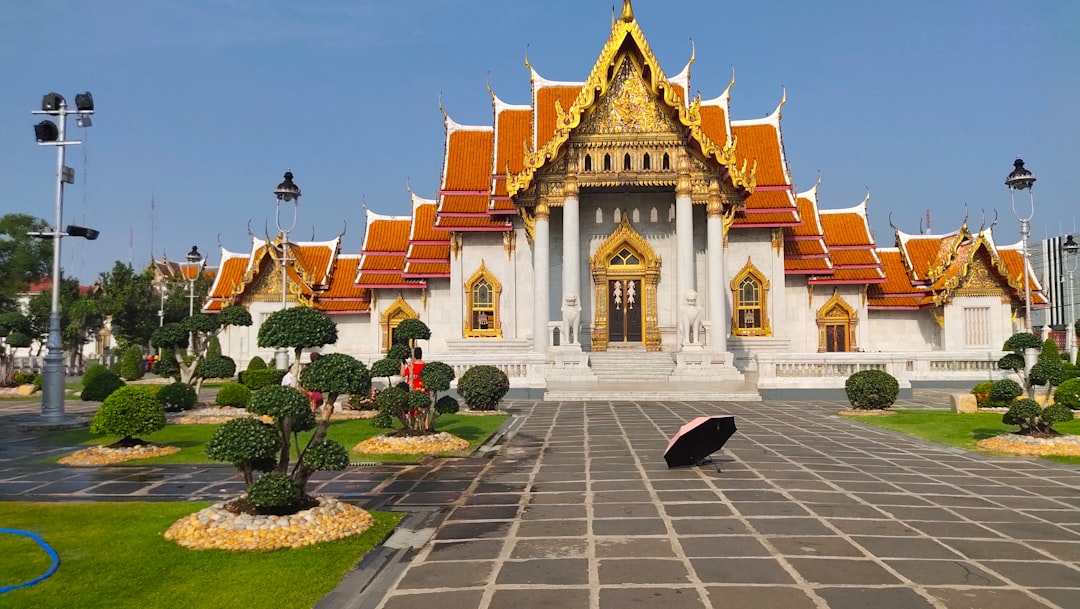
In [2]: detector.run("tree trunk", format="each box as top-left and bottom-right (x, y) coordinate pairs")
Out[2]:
(278, 417), (293, 473)
(293, 397), (336, 489)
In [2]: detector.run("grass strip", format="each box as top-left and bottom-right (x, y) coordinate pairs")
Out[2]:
(0, 501), (401, 609)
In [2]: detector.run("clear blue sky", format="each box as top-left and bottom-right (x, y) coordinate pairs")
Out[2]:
(2, 0), (1077, 284)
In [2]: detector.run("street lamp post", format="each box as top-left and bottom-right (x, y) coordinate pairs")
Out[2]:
(273, 171), (300, 371)
(1006, 158), (1036, 334)
(31, 92), (98, 423)
(1063, 235), (1079, 362)
(180, 246), (205, 356)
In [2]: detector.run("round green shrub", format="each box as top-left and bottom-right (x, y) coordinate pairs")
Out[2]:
(152, 350), (181, 380)
(419, 361), (455, 393)
(1002, 398), (1041, 431)
(435, 394), (460, 416)
(13, 371), (35, 385)
(844, 369), (899, 410)
(197, 356), (236, 380)
(32, 374), (43, 390)
(1042, 403), (1074, 428)
(1054, 378), (1080, 410)
(241, 368), (286, 391)
(301, 440), (350, 471)
(120, 345), (146, 382)
(80, 370), (125, 402)
(82, 363), (108, 388)
(90, 386), (166, 441)
(970, 382), (994, 408)
(408, 389), (430, 410)
(247, 471), (301, 508)
(248, 385), (311, 421)
(157, 382), (197, 412)
(371, 385), (408, 429)
(458, 365), (510, 411)
(246, 356), (268, 371)
(215, 382), (252, 408)
(989, 379), (1023, 404)
(206, 417), (280, 467)
(299, 353), (371, 400)
(370, 357), (401, 380)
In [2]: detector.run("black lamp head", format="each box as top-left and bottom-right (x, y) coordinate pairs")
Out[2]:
(34, 120), (59, 143)
(1005, 158), (1036, 191)
(74, 92), (94, 112)
(186, 245), (202, 263)
(1064, 235), (1079, 255)
(40, 93), (65, 114)
(274, 171), (301, 203)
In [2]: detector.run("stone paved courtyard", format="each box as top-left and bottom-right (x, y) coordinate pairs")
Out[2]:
(2, 392), (1080, 608)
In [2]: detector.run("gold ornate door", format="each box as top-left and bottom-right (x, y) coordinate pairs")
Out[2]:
(608, 278), (643, 343)
(590, 216), (661, 351)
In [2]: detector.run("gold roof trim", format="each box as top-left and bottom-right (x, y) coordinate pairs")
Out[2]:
(507, 9), (755, 198)
(930, 234), (1026, 306)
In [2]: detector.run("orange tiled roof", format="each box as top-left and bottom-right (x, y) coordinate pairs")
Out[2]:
(733, 210), (800, 226)
(534, 82), (582, 147)
(319, 300), (371, 313)
(404, 262), (451, 277)
(443, 126), (494, 192)
(405, 197), (451, 278)
(435, 215), (512, 230)
(731, 117), (788, 186)
(785, 258), (833, 273)
(364, 217), (411, 252)
(700, 103), (729, 148)
(829, 249), (879, 266)
(820, 207), (875, 247)
(439, 195), (490, 214)
(785, 239), (828, 257)
(495, 106), (532, 178)
(207, 252), (248, 301)
(873, 250), (927, 297)
(321, 257), (363, 298)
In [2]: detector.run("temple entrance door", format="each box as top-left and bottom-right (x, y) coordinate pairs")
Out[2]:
(824, 324), (847, 352)
(608, 278), (643, 343)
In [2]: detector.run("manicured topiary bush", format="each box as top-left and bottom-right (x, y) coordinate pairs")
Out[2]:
(90, 385), (166, 444)
(13, 371), (35, 385)
(247, 470), (301, 509)
(82, 363), (108, 388)
(371, 385), (408, 429)
(436, 394), (460, 416)
(197, 355), (236, 380)
(1003, 399), (1074, 435)
(989, 378), (1023, 406)
(206, 417), (280, 485)
(120, 345), (146, 381)
(152, 348), (181, 381)
(302, 440), (350, 472)
(970, 382), (994, 408)
(458, 365), (510, 411)
(1054, 378), (1080, 410)
(157, 381), (197, 412)
(844, 369), (899, 410)
(32, 374), (43, 390)
(247, 356), (268, 371)
(240, 368), (286, 391)
(215, 382), (252, 408)
(80, 369), (125, 402)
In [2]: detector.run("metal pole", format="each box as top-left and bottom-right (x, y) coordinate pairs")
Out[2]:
(1020, 217), (1032, 333)
(41, 102), (68, 421)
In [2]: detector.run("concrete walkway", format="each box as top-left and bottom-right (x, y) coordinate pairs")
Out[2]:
(3, 391), (1080, 608)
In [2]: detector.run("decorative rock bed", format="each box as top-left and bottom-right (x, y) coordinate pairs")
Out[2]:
(353, 432), (470, 455)
(169, 405), (375, 425)
(164, 496), (374, 550)
(977, 434), (1080, 457)
(58, 444), (181, 466)
(837, 410), (896, 417)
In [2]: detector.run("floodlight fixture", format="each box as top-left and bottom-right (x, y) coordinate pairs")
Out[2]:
(74, 92), (94, 112)
(66, 225), (99, 240)
(34, 121), (59, 142)
(41, 93), (65, 114)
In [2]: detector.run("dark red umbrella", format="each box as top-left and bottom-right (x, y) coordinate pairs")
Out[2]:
(664, 415), (737, 468)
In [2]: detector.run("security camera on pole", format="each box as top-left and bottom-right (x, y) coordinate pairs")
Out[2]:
(30, 92), (100, 424)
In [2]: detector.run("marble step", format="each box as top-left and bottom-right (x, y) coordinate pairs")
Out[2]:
(543, 390), (762, 402)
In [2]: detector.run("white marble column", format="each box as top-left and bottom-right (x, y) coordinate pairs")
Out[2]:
(706, 180), (727, 353)
(675, 152), (695, 344)
(533, 200), (551, 353)
(562, 164), (580, 344)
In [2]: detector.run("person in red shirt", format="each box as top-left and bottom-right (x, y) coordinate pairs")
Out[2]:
(400, 347), (426, 391)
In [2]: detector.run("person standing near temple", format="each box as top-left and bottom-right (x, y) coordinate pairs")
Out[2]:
(401, 347), (426, 391)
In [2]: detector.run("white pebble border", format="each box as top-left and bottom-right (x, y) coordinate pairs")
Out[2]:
(58, 444), (181, 466)
(353, 432), (470, 455)
(977, 433), (1080, 457)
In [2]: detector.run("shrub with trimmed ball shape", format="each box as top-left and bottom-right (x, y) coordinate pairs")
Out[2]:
(298, 352), (371, 413)
(157, 382), (197, 412)
(1003, 399), (1073, 435)
(246, 356), (268, 371)
(989, 379), (1023, 405)
(120, 345), (146, 381)
(257, 306), (338, 366)
(90, 385), (166, 443)
(80, 369), (125, 402)
(1054, 378), (1080, 410)
(371, 385), (408, 429)
(247, 470), (301, 509)
(207, 417), (281, 485)
(82, 363), (108, 388)
(458, 365), (510, 411)
(1042, 403), (1075, 428)
(970, 382), (994, 408)
(248, 385), (312, 421)
(197, 355), (236, 380)
(302, 440), (350, 471)
(240, 368), (286, 391)
(215, 382), (252, 408)
(435, 395), (459, 416)
(844, 369), (899, 410)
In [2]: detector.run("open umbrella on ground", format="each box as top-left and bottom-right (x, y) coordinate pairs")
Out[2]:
(664, 415), (737, 468)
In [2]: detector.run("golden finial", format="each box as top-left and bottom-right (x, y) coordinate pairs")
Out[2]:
(361, 194), (368, 211)
(438, 92), (447, 121)
(405, 178), (413, 196)
(815, 170), (822, 188)
(774, 86), (787, 117)
(485, 71), (494, 99)
(524, 44), (532, 71)
(621, 0), (634, 22)
(724, 65), (736, 97)
(862, 187), (871, 206)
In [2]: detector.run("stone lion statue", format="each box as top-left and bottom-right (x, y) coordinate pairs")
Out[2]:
(678, 289), (703, 346)
(562, 293), (582, 345)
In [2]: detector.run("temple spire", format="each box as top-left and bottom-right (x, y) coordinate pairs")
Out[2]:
(621, 0), (634, 22)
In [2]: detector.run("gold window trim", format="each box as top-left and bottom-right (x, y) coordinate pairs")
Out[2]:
(816, 289), (857, 352)
(379, 294), (418, 351)
(590, 214), (662, 351)
(730, 256), (771, 337)
(464, 260), (503, 338)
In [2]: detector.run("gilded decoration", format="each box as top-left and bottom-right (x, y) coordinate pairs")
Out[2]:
(379, 294), (418, 352)
(590, 215), (661, 351)
(506, 8), (755, 198)
(450, 232), (463, 259)
(519, 207), (535, 243)
(771, 229), (784, 256)
(730, 257), (771, 337)
(932, 239), (1020, 306)
(464, 260), (503, 338)
(502, 230), (516, 260)
(576, 55), (680, 137)
(816, 289), (857, 353)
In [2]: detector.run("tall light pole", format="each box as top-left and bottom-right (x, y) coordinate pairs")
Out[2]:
(1006, 158), (1036, 334)
(273, 171), (300, 370)
(180, 246), (205, 356)
(1063, 234), (1079, 362)
(31, 92), (98, 423)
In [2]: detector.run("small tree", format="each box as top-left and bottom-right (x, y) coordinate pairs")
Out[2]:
(256, 306), (338, 383)
(393, 318), (430, 389)
(999, 332), (1043, 397)
(0, 312), (32, 387)
(151, 305), (251, 392)
(1030, 338), (1069, 403)
(90, 386), (166, 446)
(1003, 399), (1074, 436)
(844, 369), (899, 410)
(296, 353), (370, 486)
(988, 378), (1023, 406)
(1054, 378), (1080, 410)
(458, 365), (510, 411)
(120, 345), (145, 381)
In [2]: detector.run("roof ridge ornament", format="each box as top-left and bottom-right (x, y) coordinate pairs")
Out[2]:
(621, 0), (634, 22)
(724, 65), (736, 97)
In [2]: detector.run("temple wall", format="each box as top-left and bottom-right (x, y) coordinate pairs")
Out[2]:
(941, 295), (1013, 351)
(866, 310), (937, 352)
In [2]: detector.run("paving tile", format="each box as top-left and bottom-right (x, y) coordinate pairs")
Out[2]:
(520, 504), (587, 520)
(815, 586), (936, 609)
(446, 504), (520, 521)
(495, 558), (589, 585)
(593, 517), (669, 535)
(598, 558), (691, 584)
(704, 586), (818, 609)
(670, 517), (752, 535)
(787, 558), (901, 585)
(1025, 540), (1080, 562)
(805, 503), (890, 519)
(679, 535), (771, 558)
(768, 536), (865, 557)
(661, 502), (732, 517)
(1034, 588), (1080, 609)
(941, 538), (1051, 560)
(747, 517), (834, 536)
(526, 492), (585, 505)
(424, 540), (505, 561)
(986, 561), (1080, 587)
(908, 520), (1002, 539)
(382, 590), (486, 609)
(433, 521), (511, 540)
(596, 537), (677, 558)
(730, 501), (811, 517)
(928, 588), (1054, 609)
(991, 521), (1080, 541)
(396, 561), (494, 589)
(489, 588), (590, 609)
(885, 559), (1005, 585)
(599, 586), (707, 609)
(510, 538), (588, 559)
(515, 519), (587, 537)
(850, 536), (961, 559)
(688, 557), (795, 584)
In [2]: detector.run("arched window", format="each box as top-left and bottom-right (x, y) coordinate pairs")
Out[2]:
(730, 258), (771, 336)
(379, 295), (418, 351)
(584, 154), (592, 172)
(603, 154), (612, 171)
(465, 261), (502, 338)
(623, 153), (632, 170)
(642, 153), (651, 170)
(662, 152), (670, 170)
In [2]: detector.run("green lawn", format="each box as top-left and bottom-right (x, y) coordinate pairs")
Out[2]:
(844, 410), (1080, 465)
(0, 501), (401, 609)
(45, 412), (508, 465)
